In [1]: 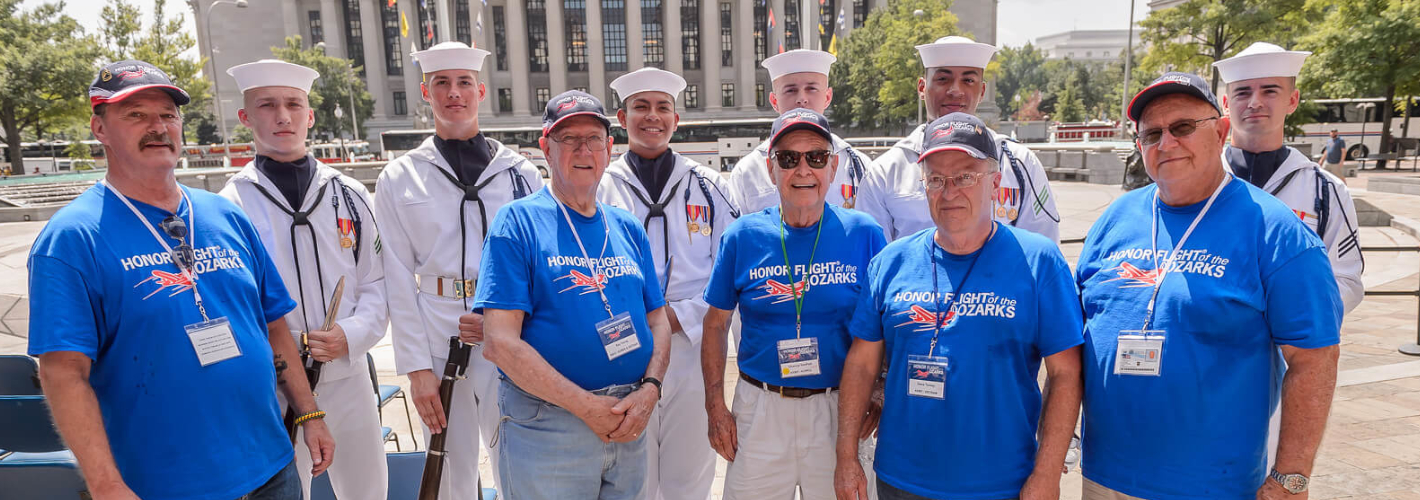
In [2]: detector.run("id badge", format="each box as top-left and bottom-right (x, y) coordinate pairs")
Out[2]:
(906, 355), (949, 399)
(1114, 330), (1165, 376)
(777, 337), (821, 378)
(596, 312), (641, 360)
(185, 317), (242, 366)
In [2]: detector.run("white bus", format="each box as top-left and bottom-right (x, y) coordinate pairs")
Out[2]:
(1297, 97), (1420, 160)
(381, 117), (776, 175)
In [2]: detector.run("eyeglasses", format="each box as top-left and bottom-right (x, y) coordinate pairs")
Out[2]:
(162, 215), (196, 272)
(772, 149), (833, 170)
(1137, 116), (1220, 146)
(923, 172), (989, 191)
(550, 134), (609, 151)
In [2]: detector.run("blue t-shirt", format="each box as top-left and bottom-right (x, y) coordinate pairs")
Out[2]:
(1075, 176), (1342, 500)
(474, 187), (664, 390)
(851, 224), (1083, 499)
(704, 204), (885, 389)
(1325, 137), (1346, 164)
(27, 183), (297, 500)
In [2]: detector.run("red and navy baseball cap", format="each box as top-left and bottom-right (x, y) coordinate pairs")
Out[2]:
(768, 108), (833, 150)
(1126, 71), (1220, 126)
(919, 112), (998, 162)
(543, 90), (612, 137)
(89, 60), (191, 109)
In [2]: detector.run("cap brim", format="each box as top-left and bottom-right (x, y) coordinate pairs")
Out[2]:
(91, 84), (191, 108)
(919, 145), (990, 162)
(770, 122), (832, 149)
(543, 111), (612, 136)
(1127, 81), (1212, 124)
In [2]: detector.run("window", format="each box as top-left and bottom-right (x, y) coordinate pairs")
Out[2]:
(753, 2), (766, 64)
(393, 91), (407, 115)
(681, 0), (700, 70)
(756, 83), (766, 107)
(455, 0), (471, 45)
(493, 7), (508, 70)
(308, 11), (324, 45)
(852, 0), (866, 28)
(602, 0), (627, 71)
(417, 0), (438, 50)
(1086, 51), (1092, 58)
(1103, 51), (1110, 58)
(564, 0), (588, 72)
(784, 0), (800, 51)
(685, 84), (699, 108)
(536, 88), (551, 110)
(819, 0), (835, 48)
(721, 2), (734, 66)
(721, 83), (735, 108)
(381, 2), (403, 76)
(642, 0), (664, 67)
(341, 0), (365, 76)
(498, 88), (513, 113)
(527, 0), (549, 72)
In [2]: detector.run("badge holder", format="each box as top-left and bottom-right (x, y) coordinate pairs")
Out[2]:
(186, 317), (242, 366)
(906, 354), (949, 399)
(777, 337), (821, 378)
(1114, 330), (1166, 376)
(597, 311), (641, 360)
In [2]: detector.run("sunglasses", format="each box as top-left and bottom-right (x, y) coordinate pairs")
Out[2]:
(1138, 116), (1220, 146)
(772, 149), (833, 170)
(162, 215), (196, 272)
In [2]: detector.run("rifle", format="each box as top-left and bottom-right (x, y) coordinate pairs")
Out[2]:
(417, 336), (476, 500)
(286, 276), (347, 443)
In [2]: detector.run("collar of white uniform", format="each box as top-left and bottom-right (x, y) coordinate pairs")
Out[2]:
(406, 135), (524, 184)
(232, 154), (343, 194)
(606, 150), (697, 194)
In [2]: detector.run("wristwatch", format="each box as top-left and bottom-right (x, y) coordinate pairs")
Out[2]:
(1269, 469), (1309, 494)
(637, 376), (663, 399)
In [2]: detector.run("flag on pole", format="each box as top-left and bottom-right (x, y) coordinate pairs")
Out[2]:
(837, 8), (845, 29)
(778, 41), (784, 54)
(387, 0), (396, 7)
(425, 23), (434, 42)
(475, 11), (483, 35)
(400, 11), (409, 38)
(828, 33), (837, 57)
(768, 8), (776, 30)
(818, 22), (825, 36)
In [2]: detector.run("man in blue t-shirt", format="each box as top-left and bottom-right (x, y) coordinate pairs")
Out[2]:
(1076, 72), (1341, 500)
(27, 61), (334, 500)
(475, 91), (670, 500)
(1319, 129), (1347, 182)
(837, 113), (1084, 500)
(702, 108), (886, 499)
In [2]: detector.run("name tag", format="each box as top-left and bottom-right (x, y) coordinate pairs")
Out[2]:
(1114, 330), (1166, 376)
(185, 317), (242, 366)
(596, 312), (641, 360)
(906, 355), (949, 399)
(777, 337), (821, 378)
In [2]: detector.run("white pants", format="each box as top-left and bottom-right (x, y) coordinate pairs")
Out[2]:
(644, 334), (716, 500)
(289, 363), (389, 500)
(419, 348), (502, 500)
(723, 382), (877, 500)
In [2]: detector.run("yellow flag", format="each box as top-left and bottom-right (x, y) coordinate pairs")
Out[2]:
(828, 33), (837, 57)
(400, 11), (409, 38)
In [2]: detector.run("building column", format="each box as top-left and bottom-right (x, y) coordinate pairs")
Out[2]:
(398, 0), (424, 126)
(737, 0), (756, 110)
(770, 0), (784, 55)
(283, 1), (302, 45)
(547, 0), (568, 93)
(806, 0), (818, 51)
(358, 0), (389, 119)
(319, 0), (346, 55)
(506, 0), (533, 116)
(664, 0), (683, 75)
(626, 0), (643, 71)
(474, 0), (495, 118)
(587, 0), (606, 101)
(702, 0), (721, 110)
(438, 0), (455, 43)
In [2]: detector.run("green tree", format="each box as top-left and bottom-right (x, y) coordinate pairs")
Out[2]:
(1300, 0), (1420, 169)
(99, 0), (216, 144)
(991, 43), (1048, 119)
(0, 0), (104, 175)
(828, 0), (961, 132)
(1054, 77), (1088, 122)
(63, 139), (93, 170)
(1138, 0), (1312, 90)
(271, 35), (375, 142)
(97, 0), (140, 58)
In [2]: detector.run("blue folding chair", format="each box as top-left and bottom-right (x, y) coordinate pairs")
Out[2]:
(0, 355), (42, 396)
(367, 353), (414, 447)
(0, 451), (86, 499)
(0, 396), (65, 457)
(309, 451), (496, 500)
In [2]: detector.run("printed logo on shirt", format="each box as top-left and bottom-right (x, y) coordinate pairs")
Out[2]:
(748, 261), (860, 304)
(889, 291), (1018, 332)
(1100, 248), (1230, 288)
(894, 304), (957, 332)
(120, 245), (250, 300)
(556, 269), (608, 294)
(136, 269), (195, 299)
(547, 255), (645, 295)
(756, 278), (808, 304)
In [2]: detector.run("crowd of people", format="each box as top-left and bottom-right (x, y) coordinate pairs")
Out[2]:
(25, 34), (1360, 500)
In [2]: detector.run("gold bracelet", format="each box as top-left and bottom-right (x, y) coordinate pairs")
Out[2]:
(293, 410), (326, 426)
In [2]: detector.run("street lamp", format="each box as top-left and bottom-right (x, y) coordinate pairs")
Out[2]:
(914, 9), (925, 125)
(203, 0), (248, 165)
(1357, 102), (1376, 164)
(334, 104), (348, 161)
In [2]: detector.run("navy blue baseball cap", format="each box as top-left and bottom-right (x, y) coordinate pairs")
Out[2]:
(89, 60), (190, 109)
(543, 90), (612, 136)
(1127, 71), (1221, 125)
(919, 112), (999, 162)
(768, 108), (833, 150)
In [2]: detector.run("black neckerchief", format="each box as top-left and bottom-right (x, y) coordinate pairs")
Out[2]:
(626, 149), (675, 200)
(434, 134), (495, 185)
(255, 155), (315, 209)
(1227, 145), (1289, 188)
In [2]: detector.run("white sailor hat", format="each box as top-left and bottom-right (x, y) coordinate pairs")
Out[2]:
(761, 49), (836, 81)
(226, 59), (320, 94)
(610, 68), (687, 103)
(410, 41), (491, 74)
(1212, 42), (1311, 84)
(915, 36), (998, 70)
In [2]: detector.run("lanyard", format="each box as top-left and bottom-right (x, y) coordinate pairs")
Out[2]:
(1142, 174), (1231, 330)
(778, 205), (825, 338)
(926, 224), (991, 357)
(104, 180), (211, 322)
(551, 187), (616, 319)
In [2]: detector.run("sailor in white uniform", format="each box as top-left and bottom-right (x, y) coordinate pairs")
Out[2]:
(597, 67), (737, 500)
(374, 41), (543, 499)
(218, 59), (389, 500)
(858, 36), (1060, 242)
(725, 49), (875, 214)
(1213, 42), (1363, 313)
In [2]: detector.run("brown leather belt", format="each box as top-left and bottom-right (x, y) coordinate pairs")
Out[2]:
(739, 372), (834, 399)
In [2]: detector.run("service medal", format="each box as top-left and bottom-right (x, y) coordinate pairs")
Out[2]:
(1008, 208), (1019, 220)
(341, 237), (354, 248)
(689, 221), (701, 234)
(700, 225), (712, 236)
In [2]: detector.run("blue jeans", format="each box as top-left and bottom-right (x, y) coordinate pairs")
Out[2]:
(236, 460), (301, 500)
(877, 477), (1018, 500)
(496, 378), (647, 500)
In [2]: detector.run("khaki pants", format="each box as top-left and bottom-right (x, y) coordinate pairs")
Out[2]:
(1081, 478), (1148, 500)
(1323, 159), (1346, 179)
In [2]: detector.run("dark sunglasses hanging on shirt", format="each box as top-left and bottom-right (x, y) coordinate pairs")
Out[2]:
(162, 215), (197, 271)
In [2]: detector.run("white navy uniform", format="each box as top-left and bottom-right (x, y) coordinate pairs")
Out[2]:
(1224, 146), (1363, 313)
(219, 157), (389, 500)
(598, 151), (736, 500)
(857, 123), (1061, 242)
(726, 134), (872, 214)
(375, 136), (542, 499)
